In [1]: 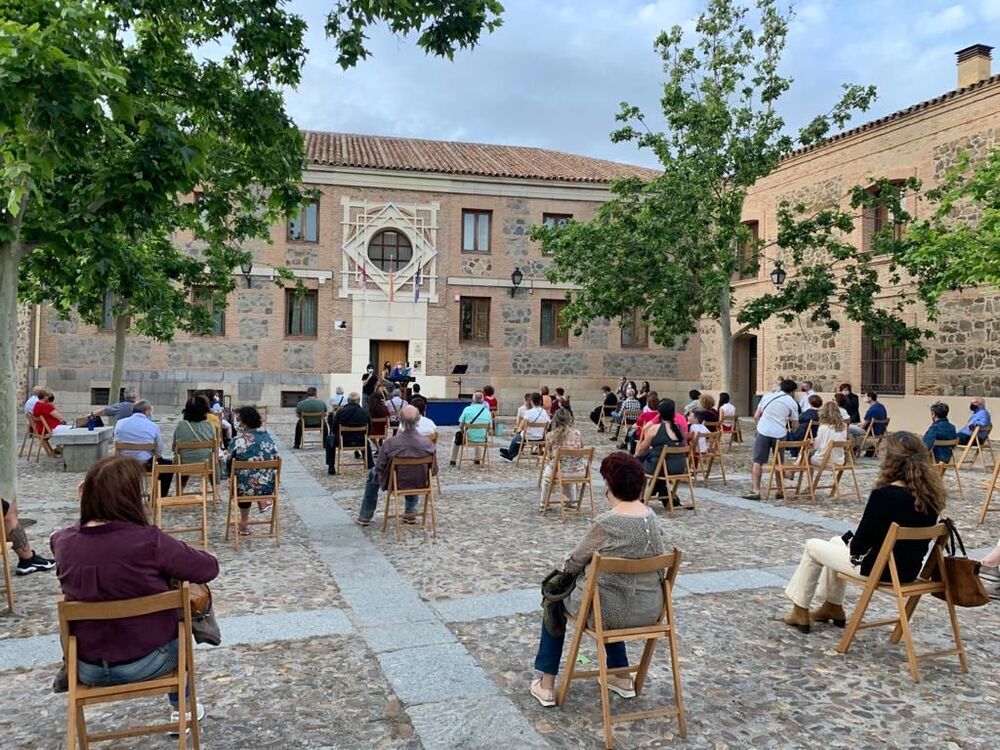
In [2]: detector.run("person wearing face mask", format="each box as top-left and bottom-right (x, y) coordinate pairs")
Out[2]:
(958, 398), (991, 446)
(837, 383), (861, 424)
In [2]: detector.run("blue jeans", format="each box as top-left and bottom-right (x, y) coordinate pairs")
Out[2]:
(359, 467), (418, 521)
(77, 639), (181, 706)
(506, 434), (523, 457)
(533, 606), (628, 676)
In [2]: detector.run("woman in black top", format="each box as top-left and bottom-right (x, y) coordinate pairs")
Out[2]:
(635, 399), (687, 507)
(838, 382), (861, 424)
(782, 432), (946, 632)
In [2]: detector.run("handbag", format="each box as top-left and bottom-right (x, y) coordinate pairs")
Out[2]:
(931, 518), (989, 608)
(188, 582), (222, 645)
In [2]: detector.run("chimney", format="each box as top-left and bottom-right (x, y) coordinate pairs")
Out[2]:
(956, 44), (993, 89)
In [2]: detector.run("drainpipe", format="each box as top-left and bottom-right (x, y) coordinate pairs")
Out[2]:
(30, 303), (41, 390)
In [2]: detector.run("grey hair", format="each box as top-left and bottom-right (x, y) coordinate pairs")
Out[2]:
(472, 391), (484, 404)
(399, 405), (420, 431)
(348, 392), (361, 404)
(132, 399), (151, 413)
(626, 388), (636, 398)
(335, 386), (344, 395)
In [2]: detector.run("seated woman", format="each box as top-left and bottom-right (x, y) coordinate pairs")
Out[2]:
(173, 395), (217, 475)
(718, 392), (737, 431)
(635, 399), (688, 507)
(50, 455), (218, 724)
(368, 394), (390, 443)
(539, 408), (584, 509)
(697, 393), (719, 429)
(783, 431), (945, 632)
(225, 406), (278, 536)
(809, 401), (848, 468)
(530, 453), (666, 706)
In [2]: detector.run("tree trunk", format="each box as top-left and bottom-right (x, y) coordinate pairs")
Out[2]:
(109, 314), (128, 407)
(0, 246), (21, 503)
(717, 288), (734, 395)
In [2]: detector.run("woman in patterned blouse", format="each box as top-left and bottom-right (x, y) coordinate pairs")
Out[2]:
(225, 406), (278, 536)
(539, 408), (584, 509)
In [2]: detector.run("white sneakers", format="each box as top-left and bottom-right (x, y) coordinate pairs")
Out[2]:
(530, 675), (636, 706)
(168, 702), (205, 736)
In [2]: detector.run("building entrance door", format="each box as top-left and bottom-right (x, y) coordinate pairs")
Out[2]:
(732, 335), (758, 415)
(372, 340), (409, 374)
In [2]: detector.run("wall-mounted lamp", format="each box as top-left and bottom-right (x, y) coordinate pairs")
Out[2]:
(240, 260), (253, 289)
(510, 266), (524, 298)
(770, 264), (787, 288)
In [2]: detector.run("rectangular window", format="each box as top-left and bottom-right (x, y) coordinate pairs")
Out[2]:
(541, 214), (573, 254)
(540, 300), (568, 347)
(288, 199), (319, 243)
(280, 390), (308, 408)
(100, 292), (115, 331)
(459, 297), (491, 344)
(861, 332), (905, 395)
(738, 221), (759, 280)
(864, 182), (906, 251)
(90, 388), (110, 406)
(193, 288), (225, 337)
(620, 309), (649, 348)
(462, 210), (492, 253)
(285, 289), (318, 338)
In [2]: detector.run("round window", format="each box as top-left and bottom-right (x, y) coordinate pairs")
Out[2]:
(367, 230), (413, 272)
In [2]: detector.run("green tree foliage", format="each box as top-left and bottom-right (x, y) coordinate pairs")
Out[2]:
(538, 0), (930, 392)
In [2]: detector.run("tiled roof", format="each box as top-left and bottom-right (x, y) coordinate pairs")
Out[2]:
(303, 131), (660, 183)
(788, 73), (1000, 159)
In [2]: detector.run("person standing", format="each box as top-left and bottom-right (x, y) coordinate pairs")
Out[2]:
(361, 365), (379, 410)
(743, 380), (799, 501)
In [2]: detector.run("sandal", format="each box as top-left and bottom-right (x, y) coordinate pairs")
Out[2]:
(238, 526), (251, 536)
(257, 501), (273, 514)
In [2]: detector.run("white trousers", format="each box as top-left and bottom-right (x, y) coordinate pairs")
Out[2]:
(539, 465), (579, 504)
(784, 536), (865, 608)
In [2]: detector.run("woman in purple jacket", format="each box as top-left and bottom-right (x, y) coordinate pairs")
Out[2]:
(51, 455), (219, 726)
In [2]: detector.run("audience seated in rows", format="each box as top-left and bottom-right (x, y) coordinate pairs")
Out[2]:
(24, 385), (45, 418)
(637, 381), (651, 408)
(409, 395), (437, 436)
(449, 392), (492, 465)
(849, 391), (888, 444)
(958, 397), (992, 445)
(541, 386), (553, 414)
(501, 392), (550, 461)
(482, 385), (498, 415)
(782, 432), (945, 632)
(798, 381), (818, 412)
(325, 392), (372, 475)
(612, 389), (640, 425)
(530, 453), (666, 707)
(743, 379), (799, 501)
(515, 393), (531, 432)
(688, 411), (710, 457)
(356, 406), (434, 527)
(114, 400), (173, 497)
(718, 392), (736, 429)
(225, 406), (278, 536)
(329, 386), (347, 409)
(682, 390), (701, 417)
(923, 402), (958, 463)
(386, 389), (408, 425)
(172, 396), (217, 467)
(539, 409), (584, 508)
(624, 393), (660, 453)
(787, 394), (823, 445)
(293, 387), (327, 449)
(833, 392), (852, 422)
(50, 455), (219, 726)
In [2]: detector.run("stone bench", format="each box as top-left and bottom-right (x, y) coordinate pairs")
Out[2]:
(48, 427), (115, 472)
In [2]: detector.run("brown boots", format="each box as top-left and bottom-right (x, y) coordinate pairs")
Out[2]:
(810, 601), (847, 627)
(783, 605), (811, 633)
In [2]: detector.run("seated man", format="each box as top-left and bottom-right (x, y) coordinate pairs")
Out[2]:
(798, 381), (818, 413)
(294, 386), (328, 449)
(787, 394), (822, 441)
(385, 388), (408, 425)
(88, 386), (138, 424)
(409, 396), (437, 436)
(449, 392), (493, 466)
(849, 391), (888, 455)
(612, 388), (641, 424)
(500, 392), (550, 461)
(590, 386), (618, 430)
(329, 386), (348, 410)
(923, 402), (957, 463)
(682, 389), (701, 416)
(32, 390), (73, 436)
(356, 406), (435, 527)
(2, 496), (55, 575)
(958, 397), (992, 446)
(24, 385), (45, 418)
(325, 392), (372, 475)
(113, 400), (173, 497)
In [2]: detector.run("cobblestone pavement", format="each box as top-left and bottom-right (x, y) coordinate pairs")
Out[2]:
(2, 416), (998, 748)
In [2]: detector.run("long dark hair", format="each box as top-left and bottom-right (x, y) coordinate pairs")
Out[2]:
(658, 399), (683, 442)
(181, 395), (210, 422)
(875, 432), (947, 516)
(80, 456), (149, 526)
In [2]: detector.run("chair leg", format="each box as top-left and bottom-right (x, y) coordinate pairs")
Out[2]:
(557, 620), (586, 708)
(889, 592), (920, 645)
(837, 580), (878, 654)
(945, 592), (969, 673)
(76, 703), (90, 750)
(200, 499), (209, 551)
(892, 588), (921, 682)
(634, 637), (657, 695)
(666, 608), (686, 738)
(273, 498), (281, 547)
(595, 639), (615, 750)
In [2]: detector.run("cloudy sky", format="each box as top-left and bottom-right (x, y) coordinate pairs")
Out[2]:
(284, 0), (1000, 168)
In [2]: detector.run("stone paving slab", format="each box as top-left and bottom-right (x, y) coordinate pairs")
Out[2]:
(362, 619), (457, 654)
(377, 642), (497, 704)
(407, 695), (550, 750)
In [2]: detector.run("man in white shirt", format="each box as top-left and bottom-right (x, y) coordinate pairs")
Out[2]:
(329, 386), (348, 410)
(24, 386), (45, 417)
(500, 392), (550, 461)
(744, 380), (799, 500)
(798, 381), (818, 412)
(113, 400), (173, 496)
(410, 395), (437, 436)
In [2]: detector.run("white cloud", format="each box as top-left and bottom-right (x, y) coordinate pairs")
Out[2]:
(916, 4), (972, 36)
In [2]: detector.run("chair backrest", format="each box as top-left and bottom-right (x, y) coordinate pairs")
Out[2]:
(370, 417), (389, 437)
(552, 446), (594, 478)
(933, 438), (959, 464)
(154, 460), (210, 491)
(174, 440), (215, 464)
(339, 425), (368, 446)
(524, 421), (550, 442)
(230, 458), (281, 499)
(583, 550), (682, 633)
(428, 432), (439, 445)
(774, 439), (810, 466)
(388, 455), (434, 493)
(33, 415), (53, 437)
(872, 418), (890, 435)
(300, 411), (325, 427)
(462, 422), (489, 444)
(824, 439), (855, 467)
(622, 405), (641, 423)
(702, 420), (721, 431)
(864, 522), (948, 584)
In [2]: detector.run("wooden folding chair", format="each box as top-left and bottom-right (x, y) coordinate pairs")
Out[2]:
(115, 442), (158, 503)
(381, 454), (437, 539)
(59, 584), (201, 749)
(857, 419), (890, 457)
(957, 425), (995, 472)
(225, 458), (281, 548)
(932, 439), (965, 502)
(457, 423), (490, 470)
(836, 522), (968, 683)
(642, 447), (696, 512)
(764, 439), (816, 502)
(29, 416), (59, 462)
(175, 440), (220, 505)
(978, 457), (1000, 525)
(515, 421), (549, 471)
(298, 411), (326, 449)
(0, 516), (13, 614)
(811, 440), (861, 502)
(152, 462), (209, 551)
(558, 550), (686, 749)
(336, 426), (369, 475)
(428, 432), (443, 496)
(19, 414), (36, 459)
(697, 430), (727, 485)
(721, 415), (742, 448)
(369, 417), (390, 449)
(540, 447), (596, 522)
(611, 406), (640, 442)
(598, 404), (616, 433)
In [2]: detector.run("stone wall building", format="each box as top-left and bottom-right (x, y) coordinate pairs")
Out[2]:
(26, 135), (698, 414)
(709, 44), (1000, 432)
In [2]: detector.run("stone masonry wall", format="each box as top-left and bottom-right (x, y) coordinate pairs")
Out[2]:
(923, 292), (1000, 396)
(15, 303), (32, 401)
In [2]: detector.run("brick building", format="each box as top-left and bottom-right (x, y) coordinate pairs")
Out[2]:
(702, 44), (1000, 432)
(22, 134), (698, 414)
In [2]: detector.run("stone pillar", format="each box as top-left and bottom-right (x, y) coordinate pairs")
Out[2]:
(15, 302), (33, 402)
